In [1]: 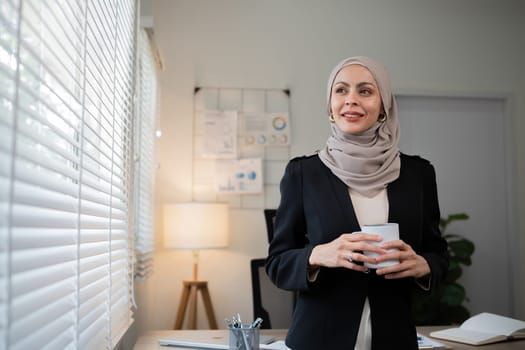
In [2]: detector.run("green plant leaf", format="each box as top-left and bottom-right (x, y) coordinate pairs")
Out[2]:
(447, 213), (469, 222)
(445, 264), (462, 283)
(448, 259), (460, 271)
(449, 240), (475, 265)
(441, 283), (466, 306)
(458, 257), (472, 266)
(449, 239), (475, 254)
(440, 213), (469, 231)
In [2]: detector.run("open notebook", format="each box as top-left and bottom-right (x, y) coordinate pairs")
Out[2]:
(158, 330), (288, 349)
(430, 312), (525, 346)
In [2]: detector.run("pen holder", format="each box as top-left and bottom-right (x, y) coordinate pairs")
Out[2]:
(228, 325), (260, 350)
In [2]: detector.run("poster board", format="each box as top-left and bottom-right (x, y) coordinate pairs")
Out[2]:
(193, 87), (291, 208)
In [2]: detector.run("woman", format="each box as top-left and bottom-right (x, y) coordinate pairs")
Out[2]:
(265, 56), (449, 349)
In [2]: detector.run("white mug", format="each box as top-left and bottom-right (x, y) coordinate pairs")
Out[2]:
(360, 223), (400, 269)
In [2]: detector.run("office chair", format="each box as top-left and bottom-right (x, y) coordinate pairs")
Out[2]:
(250, 209), (296, 329)
(250, 258), (295, 329)
(263, 209), (277, 243)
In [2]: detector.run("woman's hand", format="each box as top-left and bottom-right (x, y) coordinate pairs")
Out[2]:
(308, 233), (385, 273)
(375, 240), (431, 279)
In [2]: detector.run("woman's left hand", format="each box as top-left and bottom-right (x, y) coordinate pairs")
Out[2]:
(375, 240), (431, 279)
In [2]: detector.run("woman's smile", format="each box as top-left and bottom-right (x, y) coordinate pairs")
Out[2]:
(330, 65), (383, 134)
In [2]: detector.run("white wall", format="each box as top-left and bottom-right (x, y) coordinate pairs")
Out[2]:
(132, 0), (525, 341)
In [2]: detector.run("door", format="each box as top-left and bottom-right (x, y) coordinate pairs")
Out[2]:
(397, 95), (513, 316)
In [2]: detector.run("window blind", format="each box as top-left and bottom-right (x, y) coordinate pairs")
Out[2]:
(0, 0), (137, 349)
(133, 28), (157, 280)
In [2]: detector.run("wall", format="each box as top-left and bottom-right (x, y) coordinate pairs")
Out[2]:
(132, 0), (525, 342)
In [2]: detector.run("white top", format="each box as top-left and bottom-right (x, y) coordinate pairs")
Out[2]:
(349, 188), (388, 350)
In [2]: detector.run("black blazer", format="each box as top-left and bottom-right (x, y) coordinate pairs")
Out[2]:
(266, 153), (448, 350)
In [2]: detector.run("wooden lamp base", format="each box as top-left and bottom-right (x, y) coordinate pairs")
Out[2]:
(174, 280), (218, 330)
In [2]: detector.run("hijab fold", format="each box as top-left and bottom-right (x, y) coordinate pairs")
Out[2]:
(318, 56), (400, 198)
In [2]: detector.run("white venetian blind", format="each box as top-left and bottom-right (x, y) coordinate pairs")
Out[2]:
(0, 0), (137, 349)
(133, 28), (158, 280)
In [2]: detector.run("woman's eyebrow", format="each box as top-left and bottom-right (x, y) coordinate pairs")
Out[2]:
(333, 81), (376, 88)
(333, 81), (350, 87)
(356, 81), (376, 88)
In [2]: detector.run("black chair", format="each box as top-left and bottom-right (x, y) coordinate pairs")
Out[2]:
(250, 209), (296, 329)
(250, 258), (295, 329)
(263, 209), (276, 243)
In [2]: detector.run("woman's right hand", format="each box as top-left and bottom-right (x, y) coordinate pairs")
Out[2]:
(308, 233), (385, 273)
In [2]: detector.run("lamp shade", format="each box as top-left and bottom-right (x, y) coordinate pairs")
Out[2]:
(163, 202), (229, 249)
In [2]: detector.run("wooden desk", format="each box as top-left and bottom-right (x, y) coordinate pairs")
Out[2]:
(133, 327), (525, 350)
(133, 329), (287, 350)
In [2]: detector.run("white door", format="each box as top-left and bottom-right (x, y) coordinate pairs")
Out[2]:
(397, 95), (513, 316)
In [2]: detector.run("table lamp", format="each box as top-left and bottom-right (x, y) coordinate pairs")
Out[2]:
(163, 202), (229, 330)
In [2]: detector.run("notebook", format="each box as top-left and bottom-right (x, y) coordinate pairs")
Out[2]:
(429, 312), (525, 346)
(158, 330), (280, 349)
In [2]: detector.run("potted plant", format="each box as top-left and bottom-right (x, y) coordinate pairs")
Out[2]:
(412, 213), (475, 325)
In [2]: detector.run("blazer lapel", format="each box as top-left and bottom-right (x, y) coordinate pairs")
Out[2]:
(387, 175), (404, 224)
(311, 158), (361, 230)
(387, 156), (420, 244)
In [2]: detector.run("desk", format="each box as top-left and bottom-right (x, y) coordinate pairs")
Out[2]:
(133, 329), (287, 350)
(133, 327), (525, 350)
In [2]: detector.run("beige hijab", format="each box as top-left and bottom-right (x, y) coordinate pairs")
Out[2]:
(318, 56), (401, 198)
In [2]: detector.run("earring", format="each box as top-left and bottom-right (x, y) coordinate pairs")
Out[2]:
(329, 114), (335, 123)
(378, 113), (387, 122)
